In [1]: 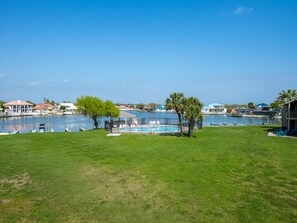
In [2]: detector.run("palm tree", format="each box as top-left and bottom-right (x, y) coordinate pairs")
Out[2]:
(165, 92), (185, 135)
(184, 97), (203, 138)
(277, 89), (297, 103)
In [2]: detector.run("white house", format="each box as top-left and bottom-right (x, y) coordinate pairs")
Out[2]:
(202, 103), (227, 115)
(3, 100), (33, 116)
(59, 103), (77, 115)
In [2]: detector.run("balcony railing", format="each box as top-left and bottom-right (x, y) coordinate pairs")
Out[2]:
(286, 112), (297, 119)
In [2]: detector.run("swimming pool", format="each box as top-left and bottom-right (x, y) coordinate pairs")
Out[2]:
(119, 125), (179, 133)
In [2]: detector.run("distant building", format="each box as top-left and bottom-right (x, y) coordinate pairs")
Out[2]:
(253, 103), (272, 116)
(60, 102), (77, 115)
(155, 105), (166, 112)
(33, 103), (53, 114)
(117, 105), (130, 110)
(256, 103), (270, 111)
(281, 99), (297, 131)
(202, 103), (227, 114)
(3, 100), (33, 115)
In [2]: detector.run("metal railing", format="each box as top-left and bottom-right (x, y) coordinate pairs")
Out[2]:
(105, 118), (202, 134)
(287, 112), (297, 119)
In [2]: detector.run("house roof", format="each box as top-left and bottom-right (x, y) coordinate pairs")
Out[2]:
(119, 111), (136, 119)
(257, 103), (269, 107)
(209, 103), (224, 107)
(60, 103), (77, 109)
(156, 105), (165, 109)
(33, 103), (53, 110)
(3, 100), (33, 106)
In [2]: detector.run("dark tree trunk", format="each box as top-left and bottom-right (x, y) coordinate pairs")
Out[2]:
(177, 113), (183, 136)
(93, 117), (99, 129)
(188, 120), (194, 138)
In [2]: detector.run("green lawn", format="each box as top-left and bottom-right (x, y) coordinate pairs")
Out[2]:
(0, 126), (296, 222)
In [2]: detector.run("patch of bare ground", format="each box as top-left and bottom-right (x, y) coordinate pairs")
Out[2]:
(80, 166), (168, 207)
(0, 172), (31, 191)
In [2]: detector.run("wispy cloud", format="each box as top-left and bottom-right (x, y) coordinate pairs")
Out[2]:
(121, 84), (127, 89)
(26, 80), (42, 86)
(63, 79), (70, 84)
(234, 6), (253, 15)
(0, 73), (5, 78)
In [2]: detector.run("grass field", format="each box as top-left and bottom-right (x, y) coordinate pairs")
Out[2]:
(0, 126), (296, 222)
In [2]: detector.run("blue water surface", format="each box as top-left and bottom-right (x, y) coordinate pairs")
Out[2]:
(0, 111), (280, 133)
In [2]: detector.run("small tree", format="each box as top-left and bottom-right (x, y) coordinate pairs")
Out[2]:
(270, 101), (281, 110)
(184, 97), (203, 138)
(147, 103), (158, 112)
(76, 96), (105, 129)
(247, 102), (255, 109)
(165, 92), (185, 135)
(136, 103), (144, 110)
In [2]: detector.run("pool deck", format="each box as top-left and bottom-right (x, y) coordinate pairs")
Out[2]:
(117, 124), (181, 134)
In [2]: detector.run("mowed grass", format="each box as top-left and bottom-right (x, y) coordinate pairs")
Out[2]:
(0, 126), (296, 222)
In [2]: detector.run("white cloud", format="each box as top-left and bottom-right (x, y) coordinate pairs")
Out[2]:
(0, 73), (5, 78)
(63, 79), (70, 84)
(26, 80), (42, 86)
(234, 6), (253, 15)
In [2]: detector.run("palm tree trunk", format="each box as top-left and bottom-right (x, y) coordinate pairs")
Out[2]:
(178, 113), (183, 135)
(188, 121), (194, 138)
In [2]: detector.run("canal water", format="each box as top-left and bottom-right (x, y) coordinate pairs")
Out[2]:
(0, 111), (280, 133)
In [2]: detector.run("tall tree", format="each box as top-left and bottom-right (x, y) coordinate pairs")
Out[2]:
(165, 92), (185, 135)
(76, 96), (105, 129)
(277, 89), (297, 104)
(105, 100), (119, 120)
(184, 97), (203, 138)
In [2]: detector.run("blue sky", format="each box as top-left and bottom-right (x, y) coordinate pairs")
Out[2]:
(1, 0), (296, 104)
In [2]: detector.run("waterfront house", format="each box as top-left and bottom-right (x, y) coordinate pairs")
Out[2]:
(33, 103), (54, 115)
(3, 100), (33, 116)
(59, 102), (77, 115)
(202, 103), (227, 114)
(253, 103), (272, 116)
(281, 99), (297, 131)
(256, 103), (270, 111)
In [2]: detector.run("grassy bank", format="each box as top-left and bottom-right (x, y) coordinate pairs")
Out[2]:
(0, 126), (296, 222)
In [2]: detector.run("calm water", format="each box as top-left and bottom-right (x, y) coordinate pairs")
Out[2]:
(0, 111), (280, 133)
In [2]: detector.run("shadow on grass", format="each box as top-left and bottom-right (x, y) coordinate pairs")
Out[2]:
(158, 132), (197, 138)
(260, 125), (280, 133)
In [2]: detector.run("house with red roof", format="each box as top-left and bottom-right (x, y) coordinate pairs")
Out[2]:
(33, 103), (54, 114)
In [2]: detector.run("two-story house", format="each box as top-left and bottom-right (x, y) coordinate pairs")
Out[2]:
(281, 99), (297, 131)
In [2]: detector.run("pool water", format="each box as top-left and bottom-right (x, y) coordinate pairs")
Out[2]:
(120, 125), (179, 133)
